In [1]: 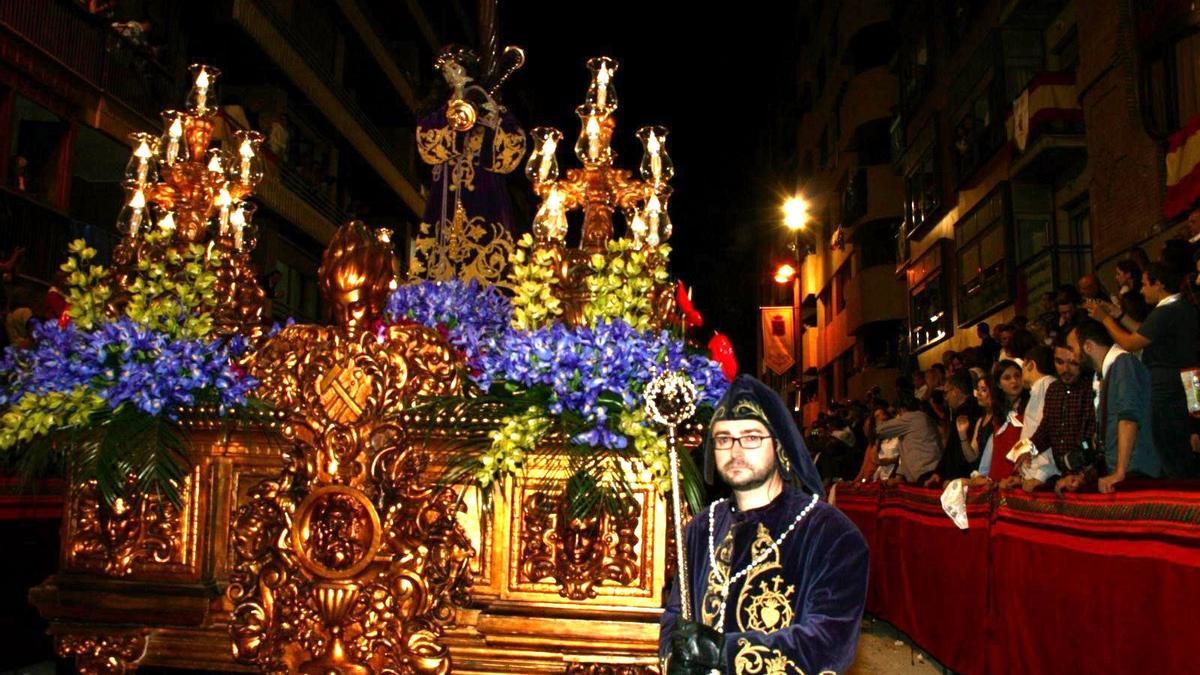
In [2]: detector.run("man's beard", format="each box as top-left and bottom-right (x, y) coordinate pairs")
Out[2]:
(719, 458), (779, 491)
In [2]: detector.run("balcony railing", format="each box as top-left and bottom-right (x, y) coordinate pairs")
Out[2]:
(0, 0), (174, 123)
(0, 187), (117, 285)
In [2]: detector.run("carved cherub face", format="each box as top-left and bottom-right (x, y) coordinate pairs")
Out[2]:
(561, 513), (602, 565)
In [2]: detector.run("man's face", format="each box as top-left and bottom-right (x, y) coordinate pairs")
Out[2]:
(1058, 303), (1076, 325)
(927, 368), (944, 387)
(946, 384), (968, 410)
(1141, 272), (1164, 306)
(1054, 345), (1081, 384)
(712, 419), (778, 491)
(1067, 329), (1097, 372)
(999, 329), (1013, 347)
(1079, 276), (1099, 299)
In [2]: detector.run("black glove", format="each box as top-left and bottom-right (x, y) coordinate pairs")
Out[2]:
(667, 619), (724, 674)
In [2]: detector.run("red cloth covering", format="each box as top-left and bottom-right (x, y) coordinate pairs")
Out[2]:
(833, 483), (883, 610)
(837, 481), (1200, 675)
(987, 483), (1200, 674)
(987, 416), (1021, 481)
(874, 485), (992, 675)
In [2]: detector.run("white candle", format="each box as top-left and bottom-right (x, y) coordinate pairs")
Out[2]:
(644, 193), (662, 239)
(128, 189), (146, 237)
(230, 204), (246, 250)
(596, 63), (610, 109)
(165, 117), (183, 165)
(538, 136), (557, 182)
(134, 140), (153, 185)
(586, 116), (600, 161)
(647, 132), (662, 183)
(217, 187), (232, 235)
(238, 138), (254, 184)
(195, 69), (210, 112)
(157, 211), (175, 232)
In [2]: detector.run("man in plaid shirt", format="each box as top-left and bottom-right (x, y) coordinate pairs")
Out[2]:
(1016, 339), (1099, 492)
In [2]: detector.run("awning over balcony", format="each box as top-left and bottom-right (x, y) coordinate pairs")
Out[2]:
(1166, 113), (1200, 219)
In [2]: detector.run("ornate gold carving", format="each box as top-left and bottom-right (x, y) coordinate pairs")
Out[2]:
(65, 476), (188, 577)
(566, 664), (658, 674)
(519, 491), (640, 600)
(293, 486), (383, 579)
(410, 202), (516, 284)
(56, 633), (146, 675)
(733, 638), (805, 675)
(229, 221), (474, 673)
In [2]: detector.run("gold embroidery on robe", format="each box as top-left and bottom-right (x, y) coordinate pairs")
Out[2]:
(700, 520), (735, 626)
(489, 125), (526, 174)
(733, 639), (805, 675)
(737, 523), (796, 633)
(410, 201), (514, 284)
(417, 126), (456, 165)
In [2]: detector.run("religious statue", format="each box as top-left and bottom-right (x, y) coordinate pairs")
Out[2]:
(411, 44), (527, 284)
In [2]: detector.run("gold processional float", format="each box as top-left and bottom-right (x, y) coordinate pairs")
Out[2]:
(30, 52), (709, 674)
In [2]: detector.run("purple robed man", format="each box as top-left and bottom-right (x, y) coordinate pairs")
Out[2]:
(661, 375), (868, 674)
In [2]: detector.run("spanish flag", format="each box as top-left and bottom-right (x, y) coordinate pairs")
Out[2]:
(1165, 113), (1200, 219)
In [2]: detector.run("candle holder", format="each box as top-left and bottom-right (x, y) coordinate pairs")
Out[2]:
(110, 63), (266, 338)
(524, 57), (680, 328)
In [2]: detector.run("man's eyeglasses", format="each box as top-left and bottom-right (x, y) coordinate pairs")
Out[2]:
(712, 435), (771, 450)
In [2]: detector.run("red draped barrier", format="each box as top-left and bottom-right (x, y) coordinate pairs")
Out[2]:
(834, 482), (1200, 675)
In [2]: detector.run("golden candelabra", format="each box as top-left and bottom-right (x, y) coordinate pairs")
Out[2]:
(113, 63), (267, 335)
(525, 57), (678, 328)
(526, 57), (675, 253)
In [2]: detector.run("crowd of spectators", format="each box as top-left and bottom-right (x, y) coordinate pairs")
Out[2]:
(806, 242), (1200, 494)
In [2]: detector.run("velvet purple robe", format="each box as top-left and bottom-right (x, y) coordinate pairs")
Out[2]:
(660, 487), (869, 674)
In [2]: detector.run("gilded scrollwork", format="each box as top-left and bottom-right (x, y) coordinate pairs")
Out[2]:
(566, 664), (658, 674)
(56, 633), (147, 675)
(66, 476), (187, 577)
(410, 203), (516, 285)
(518, 491), (641, 600)
(228, 221), (475, 673)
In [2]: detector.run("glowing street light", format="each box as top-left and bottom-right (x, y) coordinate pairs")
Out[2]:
(774, 262), (797, 284)
(783, 196), (809, 231)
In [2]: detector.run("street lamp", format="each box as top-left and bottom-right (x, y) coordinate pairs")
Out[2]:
(783, 196), (809, 231)
(773, 262), (797, 284)
(781, 195), (809, 415)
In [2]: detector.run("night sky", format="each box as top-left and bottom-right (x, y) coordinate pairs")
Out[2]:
(497, 2), (804, 364)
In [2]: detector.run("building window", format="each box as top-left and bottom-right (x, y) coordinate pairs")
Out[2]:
(1056, 198), (1093, 289)
(835, 263), (851, 314)
(956, 186), (1011, 326)
(858, 219), (900, 269)
(838, 347), (857, 398)
(855, 118), (893, 166)
(950, 29), (1049, 185)
(69, 125), (126, 232)
(907, 241), (952, 352)
(841, 168), (868, 226)
(5, 94), (69, 204)
(897, 7), (933, 116)
(903, 118), (941, 241)
(821, 287), (833, 326)
(1136, 8), (1200, 138)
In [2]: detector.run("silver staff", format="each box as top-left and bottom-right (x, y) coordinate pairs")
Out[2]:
(644, 370), (699, 621)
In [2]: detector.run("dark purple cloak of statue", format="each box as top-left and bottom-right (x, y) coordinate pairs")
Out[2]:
(660, 376), (868, 673)
(413, 104), (525, 281)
